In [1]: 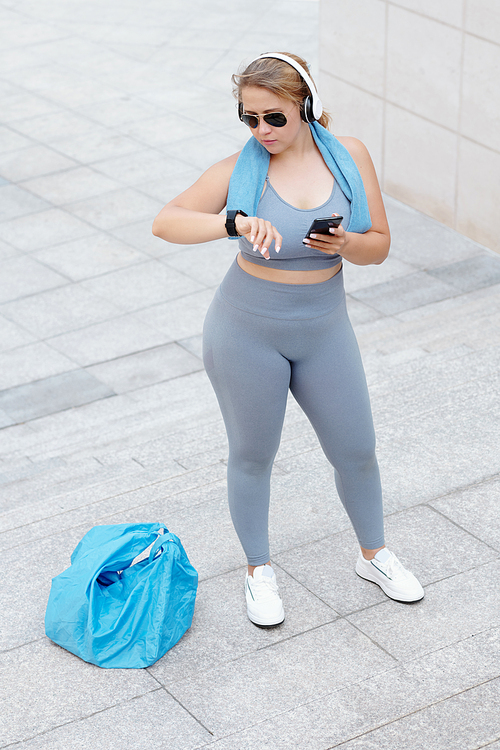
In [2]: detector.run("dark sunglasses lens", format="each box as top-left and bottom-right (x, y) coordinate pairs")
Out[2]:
(241, 112), (287, 128)
(264, 113), (287, 127)
(242, 114), (259, 128)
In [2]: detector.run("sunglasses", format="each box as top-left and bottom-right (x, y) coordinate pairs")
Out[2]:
(240, 111), (288, 129)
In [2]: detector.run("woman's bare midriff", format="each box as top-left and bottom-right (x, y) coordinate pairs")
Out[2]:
(237, 252), (342, 284)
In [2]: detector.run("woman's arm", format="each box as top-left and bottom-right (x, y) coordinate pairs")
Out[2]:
(152, 152), (283, 256)
(303, 137), (390, 266)
(152, 153), (239, 244)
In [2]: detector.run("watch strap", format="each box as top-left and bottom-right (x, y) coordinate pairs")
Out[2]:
(225, 209), (248, 237)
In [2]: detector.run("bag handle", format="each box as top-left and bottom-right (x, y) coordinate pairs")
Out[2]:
(148, 530), (176, 562)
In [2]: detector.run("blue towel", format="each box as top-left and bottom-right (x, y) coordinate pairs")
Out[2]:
(226, 121), (372, 236)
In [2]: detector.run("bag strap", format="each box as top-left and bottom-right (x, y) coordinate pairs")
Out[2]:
(148, 531), (176, 562)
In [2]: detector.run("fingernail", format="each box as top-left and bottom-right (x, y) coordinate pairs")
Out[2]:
(275, 246), (280, 253)
(250, 236), (255, 243)
(303, 239), (310, 244)
(329, 228), (335, 234)
(253, 244), (259, 252)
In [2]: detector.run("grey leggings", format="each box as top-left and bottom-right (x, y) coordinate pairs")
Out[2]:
(203, 259), (384, 566)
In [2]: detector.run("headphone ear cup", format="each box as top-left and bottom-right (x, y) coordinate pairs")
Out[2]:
(302, 95), (315, 123)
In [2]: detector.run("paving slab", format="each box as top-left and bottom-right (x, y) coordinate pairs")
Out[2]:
(106, 482), (252, 580)
(0, 92), (60, 125)
(0, 144), (77, 182)
(150, 565), (337, 685)
(110, 218), (177, 257)
(141, 164), (221, 203)
(202, 630), (500, 749)
(90, 148), (193, 189)
(22, 166), (122, 205)
(331, 679), (500, 750)
(0, 123), (34, 153)
(430, 475), (500, 552)
(0, 283), (123, 338)
(275, 504), (498, 615)
(351, 271), (460, 316)
(0, 526), (99, 649)
(94, 418), (226, 470)
(0, 342), (77, 391)
(178, 334), (204, 359)
(384, 195), (488, 268)
(0, 207), (96, 252)
(86, 342), (203, 394)
(0, 453), (98, 493)
(14, 393), (218, 464)
(367, 345), (500, 407)
(166, 618), (394, 738)
(348, 560), (500, 661)
(0, 237), (20, 260)
(0, 454), (66, 486)
(0, 370), (115, 424)
(343, 253), (417, 292)
(79, 258), (205, 312)
(428, 254), (500, 293)
(46, 313), (174, 366)
(163, 131), (247, 172)
(11, 109), (98, 143)
(136, 288), (219, 341)
(0, 255), (68, 303)
(0, 183), (51, 221)
(76, 96), (166, 128)
(121, 112), (209, 149)
(33, 233), (148, 281)
(0, 639), (159, 746)
(160, 241), (238, 287)
(0, 313), (36, 351)
(62, 187), (164, 231)
(55, 129), (145, 164)
(0, 463), (225, 549)
(9, 690), (213, 750)
(0, 409), (15, 429)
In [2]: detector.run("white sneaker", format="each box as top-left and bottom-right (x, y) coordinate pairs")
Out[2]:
(355, 548), (424, 603)
(245, 565), (285, 627)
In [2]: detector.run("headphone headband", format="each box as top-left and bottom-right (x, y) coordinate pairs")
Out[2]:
(247, 52), (323, 122)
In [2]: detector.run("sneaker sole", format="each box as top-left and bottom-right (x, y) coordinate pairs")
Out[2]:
(247, 612), (285, 628)
(355, 570), (424, 604)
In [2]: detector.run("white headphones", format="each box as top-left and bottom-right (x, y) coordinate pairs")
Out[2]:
(248, 52), (323, 123)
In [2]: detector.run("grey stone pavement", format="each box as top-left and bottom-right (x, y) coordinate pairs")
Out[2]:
(1, 1), (500, 748)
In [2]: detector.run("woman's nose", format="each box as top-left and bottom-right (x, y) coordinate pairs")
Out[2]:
(258, 117), (272, 135)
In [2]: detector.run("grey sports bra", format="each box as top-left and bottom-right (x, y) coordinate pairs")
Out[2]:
(238, 176), (351, 270)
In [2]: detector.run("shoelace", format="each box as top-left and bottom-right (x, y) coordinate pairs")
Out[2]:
(249, 575), (280, 601)
(374, 554), (407, 581)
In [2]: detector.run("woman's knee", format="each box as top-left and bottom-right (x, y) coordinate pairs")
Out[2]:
(229, 450), (276, 477)
(329, 437), (378, 476)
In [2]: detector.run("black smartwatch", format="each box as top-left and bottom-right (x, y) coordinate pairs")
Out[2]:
(225, 209), (248, 237)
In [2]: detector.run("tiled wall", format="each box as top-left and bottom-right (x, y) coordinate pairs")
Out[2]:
(319, 0), (500, 253)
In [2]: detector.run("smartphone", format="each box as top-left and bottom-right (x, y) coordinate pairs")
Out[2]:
(305, 215), (343, 239)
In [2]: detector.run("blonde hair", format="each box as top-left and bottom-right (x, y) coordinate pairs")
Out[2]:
(232, 52), (332, 131)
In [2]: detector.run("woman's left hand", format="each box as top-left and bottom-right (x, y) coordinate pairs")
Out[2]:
(302, 214), (349, 256)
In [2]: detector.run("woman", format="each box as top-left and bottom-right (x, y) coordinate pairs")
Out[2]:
(153, 52), (424, 627)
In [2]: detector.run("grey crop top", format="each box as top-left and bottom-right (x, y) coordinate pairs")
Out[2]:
(238, 176), (351, 270)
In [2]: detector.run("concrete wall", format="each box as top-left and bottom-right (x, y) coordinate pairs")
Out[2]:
(319, 0), (500, 253)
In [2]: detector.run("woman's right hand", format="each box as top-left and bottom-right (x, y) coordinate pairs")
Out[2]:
(235, 215), (282, 260)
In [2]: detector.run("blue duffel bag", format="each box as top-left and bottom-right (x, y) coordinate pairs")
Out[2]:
(45, 522), (198, 668)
